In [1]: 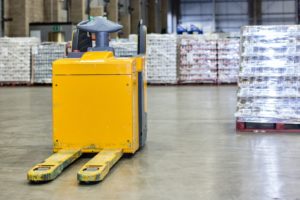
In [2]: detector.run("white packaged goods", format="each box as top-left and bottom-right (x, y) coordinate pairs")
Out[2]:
(129, 34), (138, 42)
(0, 37), (39, 82)
(179, 35), (217, 83)
(32, 43), (66, 84)
(146, 34), (178, 84)
(217, 39), (240, 83)
(110, 39), (137, 57)
(235, 25), (300, 124)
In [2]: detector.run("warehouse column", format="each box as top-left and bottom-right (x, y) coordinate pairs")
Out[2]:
(89, 5), (104, 18)
(0, 0), (43, 36)
(155, 0), (161, 33)
(148, 0), (161, 33)
(130, 0), (139, 34)
(106, 0), (118, 38)
(5, 0), (25, 36)
(5, 0), (42, 36)
(148, 0), (155, 33)
(119, 0), (130, 38)
(161, 0), (168, 33)
(167, 0), (173, 33)
(0, 0), (2, 37)
(212, 0), (216, 32)
(149, 0), (161, 33)
(296, 0), (300, 24)
(167, 0), (180, 33)
(248, 0), (262, 25)
(3, 0), (10, 36)
(141, 0), (148, 27)
(44, 0), (67, 22)
(130, 0), (147, 34)
(70, 0), (88, 24)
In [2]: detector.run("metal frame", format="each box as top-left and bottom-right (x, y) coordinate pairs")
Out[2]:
(179, 0), (299, 32)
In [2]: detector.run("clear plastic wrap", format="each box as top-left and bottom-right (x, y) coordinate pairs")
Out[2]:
(32, 43), (66, 84)
(0, 37), (40, 82)
(217, 39), (240, 83)
(146, 34), (178, 84)
(178, 35), (217, 83)
(236, 25), (300, 124)
(109, 39), (137, 57)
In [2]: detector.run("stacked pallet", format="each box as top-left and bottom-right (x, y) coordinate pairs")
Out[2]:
(109, 39), (137, 57)
(146, 34), (178, 84)
(0, 37), (39, 83)
(32, 43), (66, 84)
(178, 35), (217, 83)
(236, 25), (300, 127)
(217, 39), (240, 83)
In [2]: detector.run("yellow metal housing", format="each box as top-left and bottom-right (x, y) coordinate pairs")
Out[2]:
(52, 51), (140, 154)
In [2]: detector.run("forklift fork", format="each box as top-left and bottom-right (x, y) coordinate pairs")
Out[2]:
(27, 149), (81, 182)
(27, 149), (123, 183)
(77, 149), (123, 182)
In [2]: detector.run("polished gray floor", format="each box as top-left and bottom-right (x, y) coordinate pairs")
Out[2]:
(1, 86), (300, 200)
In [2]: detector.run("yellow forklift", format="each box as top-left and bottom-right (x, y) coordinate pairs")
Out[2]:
(27, 17), (147, 183)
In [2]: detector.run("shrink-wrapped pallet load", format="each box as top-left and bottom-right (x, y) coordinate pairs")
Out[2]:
(32, 43), (66, 84)
(179, 35), (217, 83)
(217, 39), (240, 83)
(109, 39), (137, 57)
(0, 37), (39, 83)
(146, 34), (178, 84)
(235, 25), (300, 124)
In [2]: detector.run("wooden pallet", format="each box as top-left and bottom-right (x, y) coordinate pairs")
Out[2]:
(32, 83), (52, 86)
(147, 82), (236, 86)
(216, 82), (237, 85)
(0, 82), (32, 87)
(177, 82), (218, 86)
(147, 83), (178, 86)
(236, 121), (300, 133)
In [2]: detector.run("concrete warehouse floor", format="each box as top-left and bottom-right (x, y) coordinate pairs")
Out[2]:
(1, 86), (300, 200)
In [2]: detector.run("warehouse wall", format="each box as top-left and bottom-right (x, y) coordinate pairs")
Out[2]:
(215, 0), (248, 32)
(44, 0), (67, 22)
(4, 0), (69, 36)
(6, 0), (27, 36)
(4, 0), (89, 37)
(28, 0), (44, 23)
(4, 0), (10, 36)
(180, 0), (298, 33)
(2, 0), (170, 37)
(5, 0), (44, 37)
(261, 0), (296, 25)
(70, 0), (88, 24)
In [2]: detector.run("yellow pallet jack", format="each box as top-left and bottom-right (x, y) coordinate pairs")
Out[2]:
(27, 17), (147, 183)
